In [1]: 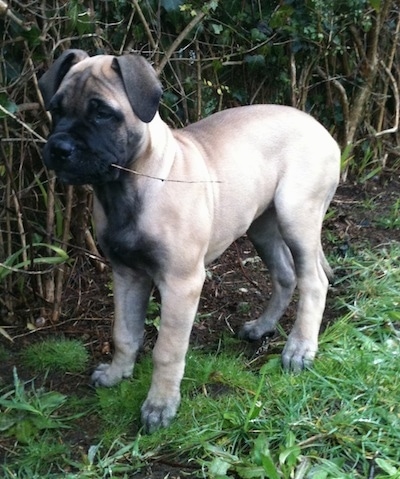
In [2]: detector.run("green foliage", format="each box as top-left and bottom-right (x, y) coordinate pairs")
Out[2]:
(0, 243), (69, 281)
(20, 338), (89, 373)
(0, 92), (18, 118)
(375, 198), (400, 229)
(0, 368), (68, 444)
(144, 295), (161, 330)
(96, 377), (146, 438)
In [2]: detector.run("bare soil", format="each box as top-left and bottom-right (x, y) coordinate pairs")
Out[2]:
(0, 172), (399, 477)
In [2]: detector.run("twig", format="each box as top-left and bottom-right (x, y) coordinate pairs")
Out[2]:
(27, 53), (51, 125)
(346, 0), (391, 148)
(44, 176), (56, 304)
(0, 103), (47, 143)
(131, 0), (157, 52)
(85, 228), (105, 273)
(52, 185), (74, 322)
(375, 63), (399, 137)
(234, 241), (263, 294)
(250, 76), (267, 105)
(2, 137), (31, 268)
(290, 51), (297, 107)
(0, 0), (30, 30)
(298, 433), (327, 447)
(196, 40), (202, 121)
(12, 190), (27, 266)
(119, 7), (138, 55)
(0, 262), (60, 275)
(156, 10), (206, 74)
(111, 163), (223, 183)
(376, 9), (400, 134)
(316, 67), (350, 143)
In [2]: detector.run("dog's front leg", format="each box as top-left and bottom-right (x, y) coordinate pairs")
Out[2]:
(92, 266), (152, 387)
(141, 268), (205, 433)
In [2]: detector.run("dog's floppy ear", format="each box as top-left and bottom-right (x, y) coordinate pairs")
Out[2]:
(39, 49), (89, 109)
(113, 55), (162, 123)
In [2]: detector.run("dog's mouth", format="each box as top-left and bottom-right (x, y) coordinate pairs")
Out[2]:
(52, 165), (121, 186)
(52, 163), (120, 185)
(45, 159), (120, 185)
(42, 135), (122, 185)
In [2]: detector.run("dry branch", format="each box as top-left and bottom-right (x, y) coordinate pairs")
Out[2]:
(131, 0), (157, 53)
(156, 10), (206, 74)
(0, 0), (30, 30)
(375, 61), (399, 137)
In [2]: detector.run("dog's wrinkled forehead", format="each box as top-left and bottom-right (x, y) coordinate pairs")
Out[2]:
(40, 50), (162, 123)
(53, 56), (125, 111)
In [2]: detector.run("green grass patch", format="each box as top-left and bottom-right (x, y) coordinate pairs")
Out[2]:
(375, 198), (400, 229)
(0, 368), (76, 477)
(0, 368), (69, 443)
(20, 338), (89, 373)
(2, 243), (400, 477)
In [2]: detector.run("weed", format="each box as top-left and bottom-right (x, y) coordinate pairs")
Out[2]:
(375, 198), (400, 229)
(0, 243), (69, 281)
(7, 437), (70, 477)
(0, 368), (68, 444)
(20, 338), (89, 374)
(144, 294), (161, 330)
(0, 368), (93, 477)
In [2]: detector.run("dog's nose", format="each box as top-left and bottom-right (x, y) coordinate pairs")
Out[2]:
(51, 139), (74, 162)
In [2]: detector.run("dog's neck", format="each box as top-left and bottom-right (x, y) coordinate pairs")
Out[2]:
(128, 114), (189, 184)
(93, 179), (140, 226)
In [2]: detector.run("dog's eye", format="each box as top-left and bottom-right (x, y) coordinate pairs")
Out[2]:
(95, 108), (114, 121)
(89, 100), (118, 123)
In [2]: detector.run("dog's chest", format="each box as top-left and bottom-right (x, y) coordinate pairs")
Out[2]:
(101, 225), (159, 272)
(94, 184), (162, 273)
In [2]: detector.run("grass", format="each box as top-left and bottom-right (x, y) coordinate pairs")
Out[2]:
(20, 338), (89, 373)
(375, 198), (400, 230)
(1, 243), (400, 477)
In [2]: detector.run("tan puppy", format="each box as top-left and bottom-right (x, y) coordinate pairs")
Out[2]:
(39, 50), (340, 433)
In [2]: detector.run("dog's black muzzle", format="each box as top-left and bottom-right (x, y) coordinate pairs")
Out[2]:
(43, 132), (120, 185)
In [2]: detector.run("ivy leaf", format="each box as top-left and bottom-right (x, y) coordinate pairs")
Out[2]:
(211, 23), (224, 35)
(0, 93), (18, 118)
(21, 25), (41, 47)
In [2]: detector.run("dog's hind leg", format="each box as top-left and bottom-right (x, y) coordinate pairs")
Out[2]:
(239, 207), (297, 341)
(276, 194), (332, 372)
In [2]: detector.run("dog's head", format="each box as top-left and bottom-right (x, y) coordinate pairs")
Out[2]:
(39, 50), (162, 185)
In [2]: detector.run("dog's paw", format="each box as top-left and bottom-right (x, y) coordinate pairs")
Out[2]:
(281, 338), (316, 372)
(141, 394), (181, 434)
(238, 320), (275, 341)
(91, 363), (129, 387)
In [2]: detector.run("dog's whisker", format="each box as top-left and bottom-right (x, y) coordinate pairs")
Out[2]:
(110, 163), (222, 184)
